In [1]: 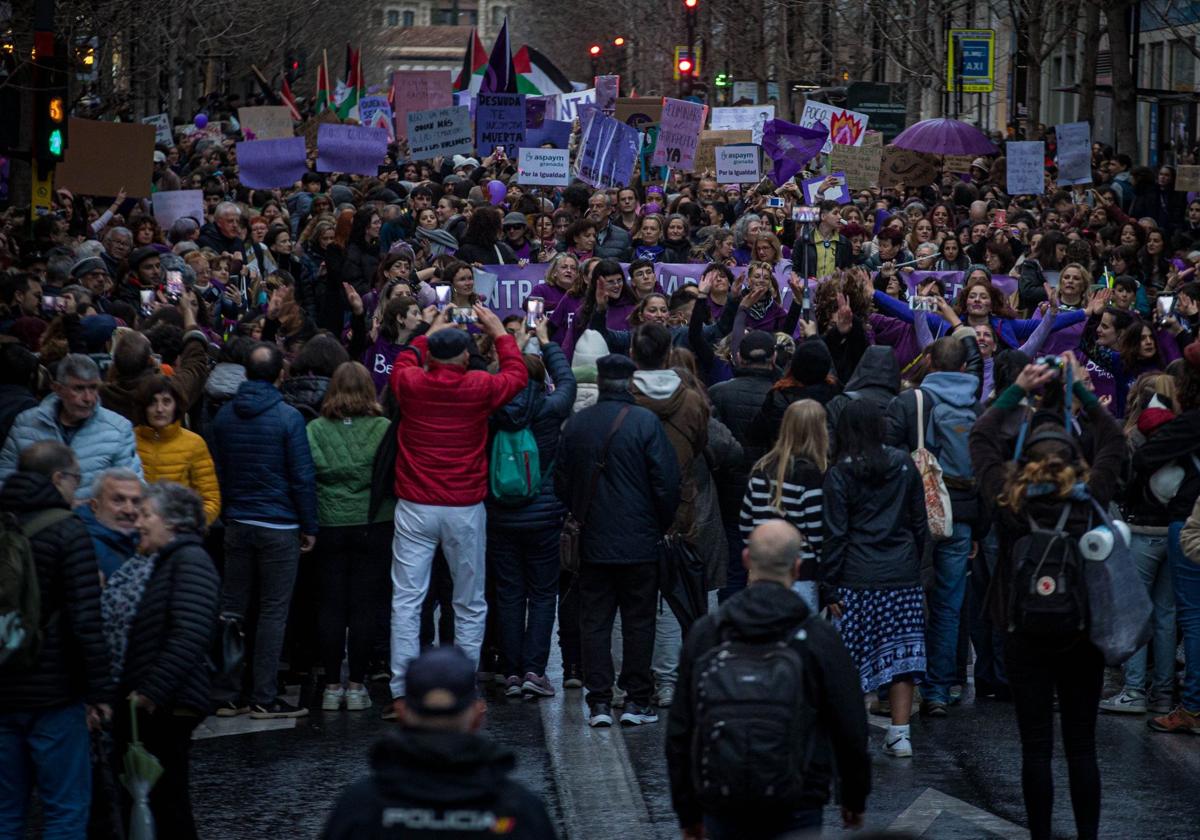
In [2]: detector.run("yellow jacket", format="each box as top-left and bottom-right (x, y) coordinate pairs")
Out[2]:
(135, 422), (221, 525)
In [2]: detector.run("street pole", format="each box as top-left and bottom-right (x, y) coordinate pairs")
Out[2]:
(685, 7), (695, 98)
(32, 0), (56, 222)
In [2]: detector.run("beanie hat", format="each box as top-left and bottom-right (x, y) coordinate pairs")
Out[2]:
(426, 329), (472, 361)
(571, 329), (609, 373)
(788, 338), (832, 386)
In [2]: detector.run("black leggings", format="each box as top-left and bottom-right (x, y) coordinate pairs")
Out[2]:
(316, 522), (392, 684)
(1004, 632), (1104, 840)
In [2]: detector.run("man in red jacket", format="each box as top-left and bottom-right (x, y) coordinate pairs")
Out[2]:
(387, 303), (528, 708)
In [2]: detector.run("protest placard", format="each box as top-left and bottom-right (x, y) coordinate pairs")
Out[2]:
(942, 154), (976, 174)
(595, 76), (619, 115)
(802, 171), (850, 204)
(1176, 165), (1200, 192)
(715, 145), (761, 183)
(391, 70), (451, 141)
(524, 119), (572, 149)
(236, 137), (308, 189)
(141, 113), (173, 147)
(1006, 141), (1046, 195)
(552, 88), (595, 122)
(57, 119), (155, 197)
(878, 146), (938, 187)
(358, 96), (395, 140)
(731, 81), (758, 104)
(238, 106), (293, 140)
(476, 93), (527, 153)
(151, 190), (205, 229)
(406, 106), (473, 158)
(652, 98), (706, 170)
(828, 143), (882, 189)
(526, 97), (548, 128)
(316, 124), (388, 175)
(693, 130), (753, 173)
(517, 147), (570, 186)
(299, 110), (341, 152)
(710, 106), (774, 144)
(574, 109), (640, 188)
(798, 100), (869, 153)
(615, 98), (663, 128)
(1055, 122), (1092, 185)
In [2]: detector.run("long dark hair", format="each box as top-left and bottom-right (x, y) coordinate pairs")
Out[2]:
(462, 205), (502, 247)
(833, 399), (889, 479)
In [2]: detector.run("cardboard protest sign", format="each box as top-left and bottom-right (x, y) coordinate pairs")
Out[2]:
(710, 106), (774, 144)
(802, 171), (850, 204)
(1006, 141), (1045, 195)
(151, 190), (205, 228)
(694, 130), (753, 174)
(358, 96), (395, 140)
(476, 93), (527, 153)
(1176, 165), (1200, 192)
(316, 124), (388, 175)
(236, 137), (308, 189)
(406, 106), (473, 158)
(879, 145), (938, 187)
(517, 147), (570, 186)
(942, 154), (976, 174)
(615, 98), (663, 129)
(829, 142), (882, 189)
(1055, 122), (1091, 185)
(238, 106), (294, 140)
(574, 109), (640, 188)
(715, 145), (761, 184)
(141, 114), (173, 147)
(652, 98), (707, 170)
(798, 100), (869, 154)
(56, 119), (155, 197)
(391, 71), (452, 142)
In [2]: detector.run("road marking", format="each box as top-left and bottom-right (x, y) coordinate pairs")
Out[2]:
(888, 787), (1028, 838)
(193, 716), (298, 740)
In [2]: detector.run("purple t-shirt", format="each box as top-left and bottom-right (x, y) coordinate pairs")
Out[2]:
(364, 337), (403, 396)
(527, 283), (569, 313)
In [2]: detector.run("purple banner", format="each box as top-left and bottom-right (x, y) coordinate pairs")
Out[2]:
(316, 124), (388, 176)
(236, 137), (308, 189)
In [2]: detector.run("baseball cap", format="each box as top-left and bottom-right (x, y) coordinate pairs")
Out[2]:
(128, 246), (160, 271)
(739, 330), (777, 364)
(405, 647), (478, 716)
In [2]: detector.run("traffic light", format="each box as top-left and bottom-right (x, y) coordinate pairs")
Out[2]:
(613, 37), (625, 47)
(33, 36), (69, 166)
(684, 0), (698, 9)
(284, 50), (305, 84)
(714, 72), (729, 87)
(589, 44), (601, 57)
(677, 56), (693, 75)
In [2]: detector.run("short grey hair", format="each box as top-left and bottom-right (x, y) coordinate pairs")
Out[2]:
(144, 481), (206, 535)
(76, 240), (105, 260)
(104, 226), (132, 244)
(55, 353), (100, 384)
(93, 467), (145, 499)
(168, 217), (201, 245)
(215, 201), (241, 219)
(733, 213), (761, 248)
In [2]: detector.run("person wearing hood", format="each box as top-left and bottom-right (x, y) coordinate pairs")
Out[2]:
(320, 647), (556, 840)
(823, 399), (928, 758)
(885, 334), (982, 715)
(747, 335), (840, 449)
(824, 344), (901, 438)
(486, 320), (577, 697)
(199, 335), (251, 441)
(667, 520), (870, 839)
(210, 342), (318, 720)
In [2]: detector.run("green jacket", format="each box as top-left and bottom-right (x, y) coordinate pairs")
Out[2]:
(306, 415), (394, 526)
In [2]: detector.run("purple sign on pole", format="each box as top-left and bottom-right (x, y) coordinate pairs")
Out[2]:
(316, 124), (389, 176)
(651, 98), (706, 170)
(236, 137), (308, 189)
(574, 109), (640, 188)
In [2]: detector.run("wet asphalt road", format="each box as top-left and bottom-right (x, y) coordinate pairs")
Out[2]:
(191, 649), (1200, 839)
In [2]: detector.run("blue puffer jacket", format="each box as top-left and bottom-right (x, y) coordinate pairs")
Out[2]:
(211, 380), (319, 534)
(487, 342), (577, 530)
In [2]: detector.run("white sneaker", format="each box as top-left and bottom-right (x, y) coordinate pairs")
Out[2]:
(320, 687), (345, 711)
(1099, 688), (1147, 714)
(883, 727), (913, 758)
(344, 686), (372, 711)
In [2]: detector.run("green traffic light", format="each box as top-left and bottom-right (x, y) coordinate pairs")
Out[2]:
(48, 128), (63, 157)
(715, 74), (729, 87)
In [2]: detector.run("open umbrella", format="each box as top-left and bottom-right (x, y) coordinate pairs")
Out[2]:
(891, 118), (997, 157)
(121, 696), (163, 840)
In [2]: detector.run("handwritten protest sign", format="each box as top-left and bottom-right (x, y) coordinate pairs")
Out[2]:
(879, 146), (938, 187)
(406, 106), (473, 158)
(151, 190), (204, 228)
(552, 88), (595, 122)
(710, 106), (774, 144)
(1055, 122), (1092, 185)
(942, 154), (976, 174)
(652, 98), (706, 170)
(392, 71), (451, 142)
(517, 147), (570, 186)
(828, 142), (882, 189)
(316, 124), (388, 175)
(238, 106), (293, 140)
(236, 137), (308, 189)
(715, 145), (761, 183)
(1176, 166), (1200, 192)
(141, 114), (173, 147)
(476, 93), (527, 153)
(694, 130), (752, 173)
(57, 119), (155, 197)
(615, 98), (663, 129)
(1006, 141), (1046, 195)
(798, 100), (869, 153)
(358, 96), (395, 140)
(299, 110), (341, 152)
(574, 109), (640, 188)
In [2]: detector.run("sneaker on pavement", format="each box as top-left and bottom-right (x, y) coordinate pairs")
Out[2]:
(883, 731), (913, 758)
(504, 675), (523, 697)
(320, 687), (345, 711)
(345, 686), (372, 711)
(588, 703), (614, 728)
(562, 664), (583, 690)
(215, 699), (249, 717)
(1099, 688), (1147, 714)
(922, 700), (948, 718)
(654, 684), (675, 708)
(522, 673), (555, 697)
(611, 685), (627, 709)
(1148, 706), (1200, 734)
(249, 699), (309, 719)
(620, 703), (659, 726)
(1149, 695), (1174, 715)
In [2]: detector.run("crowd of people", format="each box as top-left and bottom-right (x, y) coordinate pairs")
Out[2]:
(2, 121), (1200, 840)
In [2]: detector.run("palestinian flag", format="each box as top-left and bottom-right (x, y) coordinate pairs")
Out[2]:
(335, 45), (365, 120)
(315, 61), (330, 114)
(453, 29), (488, 94)
(514, 45), (573, 96)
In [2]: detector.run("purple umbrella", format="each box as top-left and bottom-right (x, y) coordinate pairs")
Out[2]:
(891, 118), (998, 157)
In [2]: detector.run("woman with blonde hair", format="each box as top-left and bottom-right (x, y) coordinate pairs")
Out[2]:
(739, 399), (828, 610)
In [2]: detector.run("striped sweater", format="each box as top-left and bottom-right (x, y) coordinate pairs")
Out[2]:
(739, 457), (825, 581)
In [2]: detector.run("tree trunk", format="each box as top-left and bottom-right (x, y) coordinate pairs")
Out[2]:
(1104, 0), (1138, 154)
(776, 0), (792, 120)
(906, 0), (928, 121)
(1077, 0), (1100, 123)
(1025, 3), (1043, 131)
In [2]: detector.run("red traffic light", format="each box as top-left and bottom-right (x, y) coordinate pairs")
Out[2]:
(589, 44), (601, 56)
(684, 0), (698, 8)
(613, 37), (626, 47)
(677, 58), (693, 73)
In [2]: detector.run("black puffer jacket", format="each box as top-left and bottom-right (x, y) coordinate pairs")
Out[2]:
(747, 380), (842, 450)
(120, 533), (219, 713)
(0, 472), (112, 711)
(823, 345), (899, 436)
(709, 366), (777, 520)
(321, 729), (557, 840)
(1132, 409), (1200, 522)
(280, 374), (330, 423)
(341, 240), (381, 294)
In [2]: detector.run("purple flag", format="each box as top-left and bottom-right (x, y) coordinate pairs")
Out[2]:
(481, 17), (516, 93)
(236, 137), (308, 189)
(761, 118), (827, 184)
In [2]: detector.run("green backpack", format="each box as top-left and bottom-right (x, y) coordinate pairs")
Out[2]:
(489, 427), (542, 506)
(0, 508), (72, 669)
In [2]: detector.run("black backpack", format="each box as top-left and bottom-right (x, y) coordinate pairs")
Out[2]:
(1009, 504), (1088, 635)
(690, 618), (818, 811)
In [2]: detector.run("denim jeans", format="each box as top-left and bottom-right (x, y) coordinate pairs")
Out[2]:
(924, 521), (973, 704)
(488, 524), (561, 677)
(221, 522), (301, 705)
(1168, 521), (1200, 710)
(1122, 532), (1175, 699)
(717, 519), (746, 604)
(0, 703), (91, 839)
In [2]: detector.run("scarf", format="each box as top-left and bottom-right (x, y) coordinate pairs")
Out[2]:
(101, 553), (157, 681)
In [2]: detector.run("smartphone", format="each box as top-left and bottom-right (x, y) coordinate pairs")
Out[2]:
(434, 285), (452, 311)
(451, 306), (477, 325)
(165, 270), (184, 302)
(1157, 294), (1176, 322)
(766, 196), (786, 209)
(525, 296), (544, 329)
(494, 145), (506, 159)
(792, 206), (819, 223)
(992, 209), (1007, 227)
(41, 294), (61, 315)
(139, 289), (155, 316)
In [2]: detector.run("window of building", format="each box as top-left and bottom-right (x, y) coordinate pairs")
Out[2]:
(387, 9), (399, 26)
(403, 10), (415, 26)
(1172, 40), (1195, 91)
(1150, 42), (1165, 89)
